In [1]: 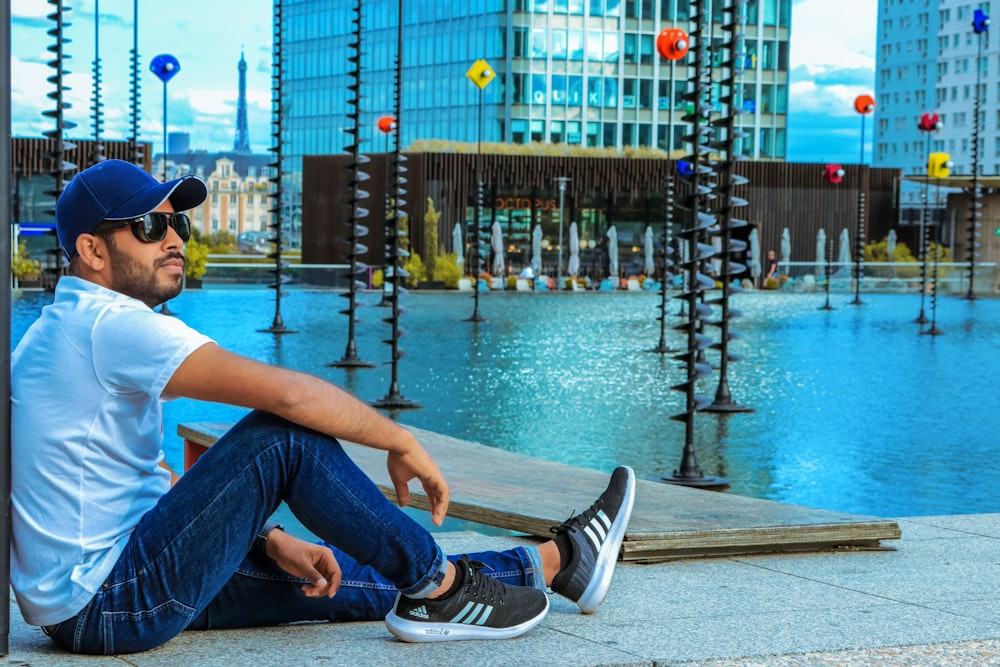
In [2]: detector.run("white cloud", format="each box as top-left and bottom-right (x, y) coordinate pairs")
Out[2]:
(790, 0), (877, 71)
(789, 71), (873, 117)
(11, 0), (52, 19)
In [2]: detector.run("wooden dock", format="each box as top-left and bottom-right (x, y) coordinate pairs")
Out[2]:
(179, 422), (901, 563)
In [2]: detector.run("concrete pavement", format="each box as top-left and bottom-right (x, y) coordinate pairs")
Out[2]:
(5, 513), (1000, 666)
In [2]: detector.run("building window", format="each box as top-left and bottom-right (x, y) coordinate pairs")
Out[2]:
(530, 120), (544, 142)
(622, 123), (635, 146)
(531, 74), (547, 105)
(531, 29), (547, 58)
(552, 30), (568, 60)
(639, 34), (653, 65)
(512, 118), (528, 143)
(569, 76), (583, 105)
(550, 120), (565, 143)
(513, 28), (528, 58)
(552, 75), (567, 105)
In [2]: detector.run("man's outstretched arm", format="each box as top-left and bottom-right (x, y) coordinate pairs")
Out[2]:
(164, 343), (450, 524)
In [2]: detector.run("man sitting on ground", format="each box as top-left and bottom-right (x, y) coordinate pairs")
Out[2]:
(11, 159), (636, 655)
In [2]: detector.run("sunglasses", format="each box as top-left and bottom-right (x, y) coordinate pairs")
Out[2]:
(103, 212), (192, 243)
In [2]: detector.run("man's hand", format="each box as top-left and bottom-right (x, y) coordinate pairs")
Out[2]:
(386, 442), (450, 526)
(265, 530), (342, 598)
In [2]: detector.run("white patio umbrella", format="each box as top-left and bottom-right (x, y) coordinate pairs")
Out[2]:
(816, 228), (827, 265)
(491, 221), (505, 276)
(780, 227), (791, 272)
(887, 229), (897, 262)
(710, 233), (723, 276)
(531, 225), (543, 274)
(607, 225), (619, 280)
(837, 228), (852, 269)
(453, 222), (464, 266)
(643, 225), (655, 276)
(748, 228), (761, 281)
(567, 222), (580, 276)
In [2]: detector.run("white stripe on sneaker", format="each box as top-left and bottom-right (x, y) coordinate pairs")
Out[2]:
(582, 509), (613, 550)
(451, 601), (494, 626)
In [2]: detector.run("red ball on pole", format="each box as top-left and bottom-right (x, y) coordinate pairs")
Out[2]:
(854, 94), (875, 115)
(918, 112), (942, 132)
(656, 28), (690, 61)
(377, 116), (397, 133)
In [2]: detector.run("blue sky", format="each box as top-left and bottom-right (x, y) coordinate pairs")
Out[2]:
(9, 0), (877, 164)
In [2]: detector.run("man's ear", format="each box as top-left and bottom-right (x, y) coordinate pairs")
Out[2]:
(75, 233), (108, 271)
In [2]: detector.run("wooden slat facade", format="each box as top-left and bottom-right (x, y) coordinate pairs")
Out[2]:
(12, 137), (152, 175)
(303, 152), (903, 270)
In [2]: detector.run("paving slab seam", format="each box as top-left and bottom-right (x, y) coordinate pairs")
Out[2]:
(547, 625), (655, 666)
(900, 517), (1000, 540)
(726, 556), (943, 605)
(666, 638), (1000, 666)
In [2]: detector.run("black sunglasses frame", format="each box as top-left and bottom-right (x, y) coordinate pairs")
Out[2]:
(103, 212), (192, 244)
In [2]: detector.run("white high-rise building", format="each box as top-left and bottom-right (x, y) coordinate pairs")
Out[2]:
(874, 0), (995, 223)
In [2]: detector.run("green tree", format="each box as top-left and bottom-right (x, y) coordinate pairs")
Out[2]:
(403, 252), (425, 287)
(11, 240), (41, 282)
(434, 252), (461, 288)
(864, 236), (918, 279)
(184, 235), (210, 279)
(202, 230), (238, 254)
(424, 197), (441, 280)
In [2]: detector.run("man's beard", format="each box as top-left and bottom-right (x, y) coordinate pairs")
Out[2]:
(107, 244), (185, 308)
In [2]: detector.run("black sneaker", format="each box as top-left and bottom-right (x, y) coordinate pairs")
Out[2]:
(550, 465), (635, 614)
(385, 555), (549, 642)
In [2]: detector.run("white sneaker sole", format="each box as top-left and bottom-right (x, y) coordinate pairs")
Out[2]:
(385, 595), (549, 642)
(576, 466), (636, 614)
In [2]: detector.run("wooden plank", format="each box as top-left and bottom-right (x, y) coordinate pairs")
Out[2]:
(178, 422), (901, 562)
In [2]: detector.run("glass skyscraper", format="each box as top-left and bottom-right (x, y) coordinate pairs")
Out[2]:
(281, 0), (792, 172)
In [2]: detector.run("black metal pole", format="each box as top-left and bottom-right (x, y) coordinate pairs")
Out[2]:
(651, 57), (677, 354)
(661, 0), (728, 490)
(966, 31), (984, 301)
(923, 180), (944, 336)
(1, 0), (14, 652)
(466, 85), (485, 322)
(258, 0), (295, 335)
(915, 131), (931, 325)
(704, 0), (752, 414)
(329, 0), (374, 368)
(373, 0), (420, 409)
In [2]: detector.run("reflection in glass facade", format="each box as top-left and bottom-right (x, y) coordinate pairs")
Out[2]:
(282, 0), (790, 165)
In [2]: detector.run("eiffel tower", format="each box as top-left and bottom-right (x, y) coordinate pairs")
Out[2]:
(233, 48), (251, 154)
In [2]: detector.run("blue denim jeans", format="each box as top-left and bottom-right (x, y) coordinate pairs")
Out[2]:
(44, 411), (545, 654)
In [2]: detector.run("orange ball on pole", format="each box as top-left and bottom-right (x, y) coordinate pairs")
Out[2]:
(656, 28), (690, 61)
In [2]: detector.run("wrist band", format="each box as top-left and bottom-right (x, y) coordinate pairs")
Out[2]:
(252, 520), (285, 559)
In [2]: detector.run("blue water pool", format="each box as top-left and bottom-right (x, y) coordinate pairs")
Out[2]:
(12, 287), (999, 519)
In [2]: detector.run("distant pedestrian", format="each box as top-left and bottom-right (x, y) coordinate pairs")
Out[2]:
(766, 250), (779, 280)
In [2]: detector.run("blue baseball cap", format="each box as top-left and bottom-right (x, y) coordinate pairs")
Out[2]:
(56, 159), (208, 257)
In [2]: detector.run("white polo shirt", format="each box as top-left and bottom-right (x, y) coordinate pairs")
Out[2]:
(11, 277), (214, 626)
